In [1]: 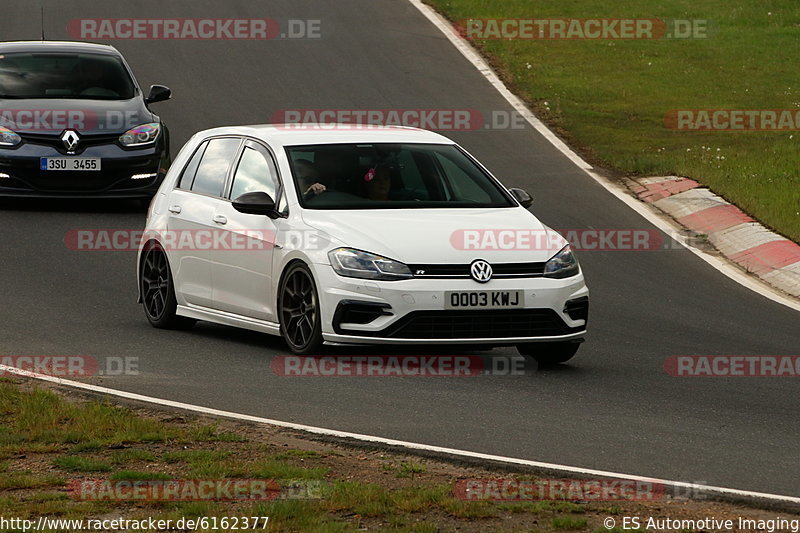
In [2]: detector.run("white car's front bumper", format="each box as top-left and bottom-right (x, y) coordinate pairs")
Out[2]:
(312, 264), (588, 345)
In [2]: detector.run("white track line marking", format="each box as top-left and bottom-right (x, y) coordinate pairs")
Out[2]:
(407, 0), (800, 313)
(3, 364), (799, 505)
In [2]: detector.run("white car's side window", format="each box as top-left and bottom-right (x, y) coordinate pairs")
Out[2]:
(229, 142), (279, 201)
(177, 141), (207, 190)
(190, 138), (241, 197)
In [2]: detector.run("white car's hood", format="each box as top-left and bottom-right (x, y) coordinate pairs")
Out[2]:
(301, 207), (566, 264)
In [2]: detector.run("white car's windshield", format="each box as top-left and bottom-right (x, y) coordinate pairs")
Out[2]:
(286, 143), (516, 209)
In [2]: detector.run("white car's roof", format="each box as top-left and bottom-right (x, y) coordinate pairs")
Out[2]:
(192, 124), (456, 147)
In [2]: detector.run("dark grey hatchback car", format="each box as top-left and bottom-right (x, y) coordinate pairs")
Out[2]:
(0, 41), (171, 199)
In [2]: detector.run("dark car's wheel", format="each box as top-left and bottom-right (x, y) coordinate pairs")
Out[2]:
(278, 262), (323, 355)
(140, 244), (195, 329)
(517, 341), (581, 365)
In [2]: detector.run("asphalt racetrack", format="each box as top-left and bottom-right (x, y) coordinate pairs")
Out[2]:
(1, 0), (798, 497)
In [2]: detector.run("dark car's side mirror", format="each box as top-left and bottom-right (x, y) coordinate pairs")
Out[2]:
(232, 191), (281, 219)
(509, 187), (533, 208)
(145, 85), (171, 104)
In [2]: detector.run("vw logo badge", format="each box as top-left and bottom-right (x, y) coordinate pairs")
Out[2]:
(470, 259), (492, 283)
(61, 129), (80, 152)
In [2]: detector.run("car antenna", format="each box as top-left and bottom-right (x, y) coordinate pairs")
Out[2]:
(40, 7), (46, 40)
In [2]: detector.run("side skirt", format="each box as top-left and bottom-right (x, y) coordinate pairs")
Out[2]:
(177, 305), (281, 336)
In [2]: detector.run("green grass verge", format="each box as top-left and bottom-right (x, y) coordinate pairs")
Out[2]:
(426, 0), (800, 241)
(52, 456), (112, 473)
(2, 382), (618, 532)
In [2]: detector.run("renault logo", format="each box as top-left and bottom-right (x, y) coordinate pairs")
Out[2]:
(61, 130), (80, 152)
(470, 259), (492, 283)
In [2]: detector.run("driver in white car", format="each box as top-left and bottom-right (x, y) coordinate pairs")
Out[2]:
(294, 159), (327, 196)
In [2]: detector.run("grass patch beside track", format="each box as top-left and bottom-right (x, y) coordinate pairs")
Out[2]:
(425, 0), (800, 242)
(0, 379), (796, 532)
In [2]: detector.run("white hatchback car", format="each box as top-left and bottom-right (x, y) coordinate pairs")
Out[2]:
(137, 125), (589, 363)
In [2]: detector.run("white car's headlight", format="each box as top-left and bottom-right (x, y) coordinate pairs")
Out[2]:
(119, 122), (160, 147)
(328, 248), (413, 281)
(544, 245), (580, 279)
(0, 127), (21, 147)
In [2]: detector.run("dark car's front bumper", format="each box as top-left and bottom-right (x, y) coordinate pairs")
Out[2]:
(0, 133), (169, 198)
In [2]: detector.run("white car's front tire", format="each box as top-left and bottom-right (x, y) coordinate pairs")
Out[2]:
(278, 261), (324, 354)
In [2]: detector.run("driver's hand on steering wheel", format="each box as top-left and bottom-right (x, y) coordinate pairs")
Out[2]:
(305, 182), (327, 195)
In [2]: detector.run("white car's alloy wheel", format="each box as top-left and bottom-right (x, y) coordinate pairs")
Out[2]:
(139, 245), (195, 330)
(279, 262), (323, 354)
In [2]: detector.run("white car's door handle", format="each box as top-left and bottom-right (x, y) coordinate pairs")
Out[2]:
(168, 205), (181, 214)
(212, 215), (228, 225)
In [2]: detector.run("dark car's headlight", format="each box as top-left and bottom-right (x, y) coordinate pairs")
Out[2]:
(544, 245), (580, 279)
(328, 248), (413, 281)
(119, 122), (160, 147)
(0, 127), (21, 147)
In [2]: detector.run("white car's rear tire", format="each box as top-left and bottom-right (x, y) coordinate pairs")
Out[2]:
(140, 244), (196, 330)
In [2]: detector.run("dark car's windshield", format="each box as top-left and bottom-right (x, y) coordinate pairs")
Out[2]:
(286, 143), (515, 209)
(0, 52), (136, 100)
